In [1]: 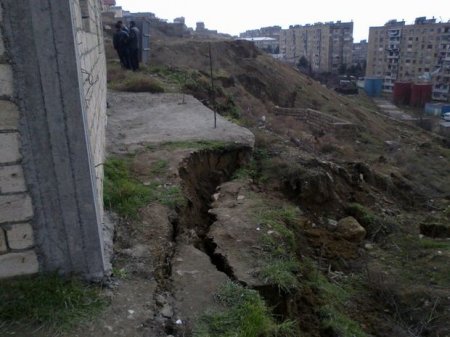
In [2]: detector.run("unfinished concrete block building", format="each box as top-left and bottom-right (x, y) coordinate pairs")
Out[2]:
(0, 0), (108, 279)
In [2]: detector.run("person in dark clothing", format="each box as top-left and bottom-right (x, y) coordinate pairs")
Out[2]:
(128, 21), (140, 71)
(113, 22), (130, 69)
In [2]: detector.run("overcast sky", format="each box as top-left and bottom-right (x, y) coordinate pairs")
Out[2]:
(116, 0), (450, 41)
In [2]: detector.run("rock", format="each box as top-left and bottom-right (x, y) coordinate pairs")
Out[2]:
(364, 243), (374, 250)
(336, 216), (366, 242)
(161, 304), (173, 318)
(237, 195), (245, 201)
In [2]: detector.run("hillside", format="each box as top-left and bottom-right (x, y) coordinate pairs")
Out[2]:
(102, 38), (450, 337)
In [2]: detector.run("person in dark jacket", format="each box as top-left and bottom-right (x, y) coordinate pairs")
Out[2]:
(113, 22), (130, 69)
(128, 21), (140, 71)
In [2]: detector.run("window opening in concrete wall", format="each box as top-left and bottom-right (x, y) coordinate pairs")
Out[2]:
(80, 0), (92, 32)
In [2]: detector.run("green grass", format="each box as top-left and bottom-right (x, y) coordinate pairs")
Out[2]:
(103, 157), (186, 218)
(103, 158), (152, 219)
(259, 259), (300, 293)
(150, 159), (169, 176)
(419, 238), (450, 250)
(194, 282), (296, 337)
(0, 274), (105, 331)
(252, 204), (302, 292)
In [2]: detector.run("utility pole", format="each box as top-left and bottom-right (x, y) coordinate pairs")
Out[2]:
(209, 42), (217, 129)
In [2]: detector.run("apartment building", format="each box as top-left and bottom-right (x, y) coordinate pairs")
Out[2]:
(366, 17), (450, 101)
(352, 40), (368, 67)
(279, 21), (353, 73)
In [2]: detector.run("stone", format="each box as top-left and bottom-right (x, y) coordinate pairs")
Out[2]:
(0, 100), (20, 130)
(161, 304), (173, 318)
(0, 165), (27, 193)
(0, 250), (39, 278)
(6, 223), (34, 250)
(0, 194), (33, 224)
(336, 216), (366, 242)
(0, 133), (22, 163)
(0, 229), (7, 253)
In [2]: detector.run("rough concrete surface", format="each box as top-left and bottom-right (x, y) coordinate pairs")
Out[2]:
(106, 92), (255, 154)
(172, 244), (229, 327)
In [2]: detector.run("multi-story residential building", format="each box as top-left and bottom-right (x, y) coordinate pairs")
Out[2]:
(238, 37), (279, 54)
(352, 39), (368, 68)
(279, 21), (353, 73)
(240, 26), (281, 39)
(366, 17), (450, 101)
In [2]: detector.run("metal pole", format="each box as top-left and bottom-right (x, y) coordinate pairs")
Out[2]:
(209, 42), (217, 129)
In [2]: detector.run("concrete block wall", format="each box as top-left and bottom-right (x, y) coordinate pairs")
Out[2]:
(0, 8), (39, 278)
(1, 0), (109, 280)
(71, 0), (107, 217)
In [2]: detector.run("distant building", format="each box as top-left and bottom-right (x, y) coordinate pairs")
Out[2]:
(280, 21), (353, 73)
(240, 26), (281, 39)
(174, 17), (186, 25)
(238, 37), (279, 54)
(102, 0), (116, 11)
(352, 39), (368, 67)
(366, 17), (450, 101)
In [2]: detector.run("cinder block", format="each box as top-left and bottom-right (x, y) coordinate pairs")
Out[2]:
(0, 229), (7, 253)
(0, 194), (33, 224)
(0, 100), (20, 130)
(0, 133), (21, 163)
(0, 165), (27, 193)
(6, 223), (34, 250)
(0, 64), (13, 97)
(0, 250), (39, 278)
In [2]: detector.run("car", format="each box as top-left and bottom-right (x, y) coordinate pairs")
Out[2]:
(443, 112), (450, 121)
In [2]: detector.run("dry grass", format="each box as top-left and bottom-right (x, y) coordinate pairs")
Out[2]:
(107, 62), (165, 93)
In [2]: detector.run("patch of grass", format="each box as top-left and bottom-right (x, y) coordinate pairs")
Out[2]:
(0, 274), (105, 331)
(103, 158), (152, 219)
(259, 259), (300, 293)
(103, 158), (186, 218)
(150, 159), (169, 176)
(110, 72), (165, 93)
(155, 184), (186, 209)
(194, 282), (296, 337)
(319, 306), (369, 337)
(419, 238), (450, 250)
(252, 204), (302, 291)
(346, 203), (396, 241)
(313, 273), (368, 337)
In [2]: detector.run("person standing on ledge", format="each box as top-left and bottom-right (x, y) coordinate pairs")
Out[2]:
(128, 21), (140, 71)
(113, 22), (130, 69)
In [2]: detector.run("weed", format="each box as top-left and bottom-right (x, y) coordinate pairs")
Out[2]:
(103, 158), (152, 219)
(346, 203), (395, 241)
(156, 185), (186, 209)
(194, 282), (296, 337)
(104, 158), (186, 217)
(150, 159), (169, 176)
(259, 259), (300, 293)
(418, 238), (450, 250)
(319, 305), (369, 337)
(109, 71), (165, 93)
(0, 274), (105, 331)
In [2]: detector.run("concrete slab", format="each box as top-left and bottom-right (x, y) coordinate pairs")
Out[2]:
(106, 92), (254, 154)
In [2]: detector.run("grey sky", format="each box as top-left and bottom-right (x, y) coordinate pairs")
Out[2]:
(116, 0), (449, 41)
